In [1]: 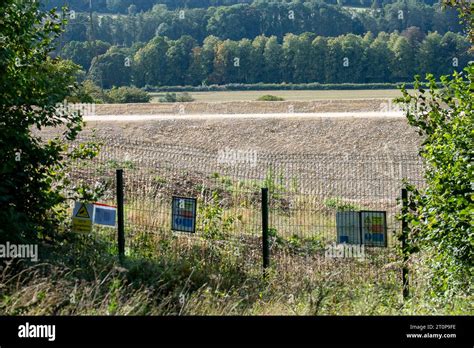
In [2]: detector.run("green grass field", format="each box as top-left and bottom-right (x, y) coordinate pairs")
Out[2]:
(149, 89), (406, 103)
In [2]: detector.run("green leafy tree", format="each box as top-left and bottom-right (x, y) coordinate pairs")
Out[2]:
(263, 36), (284, 83)
(166, 36), (198, 86)
(282, 34), (299, 83)
(68, 80), (108, 104)
(236, 38), (255, 83)
(213, 39), (240, 84)
(417, 32), (445, 77)
(200, 35), (220, 85)
(249, 35), (268, 84)
(366, 32), (392, 82)
(133, 36), (169, 87)
(389, 34), (416, 81)
(311, 36), (329, 83)
(292, 32), (318, 83)
(88, 46), (133, 88)
(439, 32), (472, 75)
(0, 1), (98, 244)
(61, 40), (111, 71)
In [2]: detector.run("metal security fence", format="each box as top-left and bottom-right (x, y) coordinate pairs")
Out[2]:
(68, 136), (425, 284)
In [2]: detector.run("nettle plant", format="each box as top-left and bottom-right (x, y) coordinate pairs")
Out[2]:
(0, 1), (101, 244)
(396, 64), (473, 296)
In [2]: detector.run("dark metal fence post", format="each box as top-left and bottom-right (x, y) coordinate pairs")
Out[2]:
(261, 187), (270, 277)
(401, 188), (409, 300)
(117, 169), (125, 263)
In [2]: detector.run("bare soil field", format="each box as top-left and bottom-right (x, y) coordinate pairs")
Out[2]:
(38, 99), (420, 157)
(73, 115), (418, 156)
(149, 89), (406, 102)
(94, 99), (398, 115)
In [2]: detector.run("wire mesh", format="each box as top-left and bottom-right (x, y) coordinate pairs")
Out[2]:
(68, 136), (426, 280)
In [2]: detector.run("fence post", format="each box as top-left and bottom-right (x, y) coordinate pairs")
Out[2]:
(401, 188), (409, 300)
(116, 169), (125, 263)
(261, 187), (270, 278)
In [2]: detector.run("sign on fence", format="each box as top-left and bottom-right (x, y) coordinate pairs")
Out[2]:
(93, 203), (117, 227)
(72, 202), (94, 233)
(336, 211), (361, 244)
(336, 210), (387, 247)
(361, 211), (387, 247)
(171, 196), (197, 233)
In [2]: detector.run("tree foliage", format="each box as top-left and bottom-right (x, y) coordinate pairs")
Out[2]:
(84, 31), (472, 88)
(0, 0), (97, 244)
(394, 0), (473, 297)
(397, 65), (473, 295)
(48, 0), (463, 44)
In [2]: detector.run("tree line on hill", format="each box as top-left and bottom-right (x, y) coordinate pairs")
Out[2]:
(63, 29), (471, 88)
(43, 0), (441, 13)
(56, 0), (461, 47)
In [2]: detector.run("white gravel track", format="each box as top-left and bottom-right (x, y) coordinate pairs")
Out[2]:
(83, 111), (405, 122)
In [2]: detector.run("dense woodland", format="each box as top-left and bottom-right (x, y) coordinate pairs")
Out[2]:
(43, 0), (444, 13)
(44, 0), (472, 87)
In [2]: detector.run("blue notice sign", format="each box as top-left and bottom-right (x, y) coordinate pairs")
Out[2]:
(171, 196), (197, 233)
(93, 203), (117, 227)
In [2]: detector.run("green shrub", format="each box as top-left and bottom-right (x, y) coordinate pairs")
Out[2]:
(68, 80), (109, 104)
(324, 198), (360, 211)
(159, 92), (194, 102)
(199, 191), (234, 240)
(397, 65), (473, 296)
(257, 95), (285, 101)
(176, 92), (195, 102)
(159, 92), (177, 102)
(107, 86), (150, 103)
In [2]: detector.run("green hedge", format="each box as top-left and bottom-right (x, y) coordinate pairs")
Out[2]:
(145, 82), (416, 92)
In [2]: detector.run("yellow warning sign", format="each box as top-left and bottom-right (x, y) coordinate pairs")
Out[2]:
(72, 202), (94, 233)
(72, 218), (92, 233)
(75, 203), (91, 218)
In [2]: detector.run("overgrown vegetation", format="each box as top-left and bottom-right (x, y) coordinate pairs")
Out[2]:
(1, 230), (471, 315)
(0, 0), (99, 244)
(389, 0), (473, 300)
(106, 86), (151, 103)
(324, 197), (361, 211)
(397, 65), (473, 296)
(74, 81), (150, 103)
(159, 92), (195, 103)
(257, 95), (285, 101)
